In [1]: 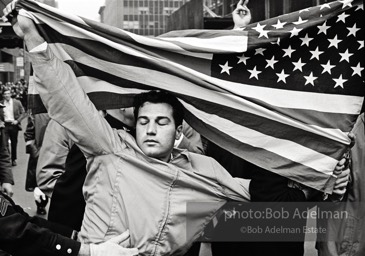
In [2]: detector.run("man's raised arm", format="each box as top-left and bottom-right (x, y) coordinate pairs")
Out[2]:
(2, 0), (44, 51)
(2, 1), (122, 157)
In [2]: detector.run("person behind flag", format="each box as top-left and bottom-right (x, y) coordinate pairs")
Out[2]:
(316, 113), (365, 256)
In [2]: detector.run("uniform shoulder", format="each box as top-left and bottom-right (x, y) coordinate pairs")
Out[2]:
(0, 192), (13, 217)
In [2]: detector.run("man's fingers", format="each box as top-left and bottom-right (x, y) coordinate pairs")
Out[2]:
(332, 187), (346, 195)
(334, 178), (349, 189)
(243, 0), (249, 5)
(334, 168), (350, 189)
(337, 157), (347, 167)
(237, 0), (244, 6)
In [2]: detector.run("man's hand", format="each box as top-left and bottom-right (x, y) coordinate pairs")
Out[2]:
(2, 0), (45, 50)
(33, 187), (46, 203)
(3, 0), (33, 39)
(232, 0), (251, 29)
(88, 231), (139, 256)
(2, 183), (14, 197)
(332, 168), (350, 196)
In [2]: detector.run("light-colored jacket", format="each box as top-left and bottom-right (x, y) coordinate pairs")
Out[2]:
(30, 46), (250, 256)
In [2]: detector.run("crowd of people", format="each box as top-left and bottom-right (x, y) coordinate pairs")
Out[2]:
(0, 0), (364, 256)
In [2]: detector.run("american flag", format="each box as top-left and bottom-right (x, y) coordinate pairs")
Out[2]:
(20, 0), (364, 193)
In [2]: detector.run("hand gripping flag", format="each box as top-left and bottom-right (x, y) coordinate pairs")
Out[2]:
(19, 0), (364, 193)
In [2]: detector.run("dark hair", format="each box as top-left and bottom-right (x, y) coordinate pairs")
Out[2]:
(2, 89), (10, 95)
(133, 90), (184, 128)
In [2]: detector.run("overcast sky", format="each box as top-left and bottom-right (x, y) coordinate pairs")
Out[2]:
(56, 0), (105, 21)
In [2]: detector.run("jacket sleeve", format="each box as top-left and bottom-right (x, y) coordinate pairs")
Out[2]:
(29, 46), (122, 158)
(36, 120), (72, 197)
(177, 121), (205, 155)
(0, 192), (80, 256)
(16, 99), (26, 122)
(212, 158), (251, 201)
(24, 116), (36, 143)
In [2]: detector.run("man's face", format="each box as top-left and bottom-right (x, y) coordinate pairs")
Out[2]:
(136, 102), (182, 162)
(3, 91), (11, 101)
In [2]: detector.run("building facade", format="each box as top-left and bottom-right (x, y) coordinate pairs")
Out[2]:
(100, 0), (190, 36)
(167, 0), (336, 32)
(204, 0), (335, 22)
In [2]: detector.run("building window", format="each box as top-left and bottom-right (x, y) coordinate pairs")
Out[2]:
(148, 21), (155, 28)
(139, 7), (149, 15)
(123, 21), (140, 29)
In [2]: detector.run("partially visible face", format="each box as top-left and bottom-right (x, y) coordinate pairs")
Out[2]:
(2, 91), (11, 101)
(136, 102), (182, 162)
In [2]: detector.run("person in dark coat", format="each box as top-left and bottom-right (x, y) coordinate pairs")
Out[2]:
(0, 191), (138, 256)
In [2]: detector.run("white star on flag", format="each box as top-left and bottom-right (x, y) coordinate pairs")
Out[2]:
(219, 61), (232, 75)
(317, 21), (330, 35)
(300, 34), (313, 46)
(351, 63), (364, 77)
(248, 66), (262, 80)
(252, 23), (269, 38)
(337, 12), (350, 23)
(339, 0), (352, 9)
(328, 35), (342, 49)
(304, 72), (317, 86)
(272, 20), (286, 29)
(276, 70), (290, 83)
(310, 47), (324, 60)
(283, 46), (295, 58)
(321, 60), (335, 74)
(293, 17), (308, 25)
(339, 49), (353, 63)
(347, 24), (360, 37)
(237, 54), (250, 65)
(255, 48), (266, 56)
(320, 4), (331, 10)
(293, 58), (306, 72)
(266, 56), (278, 69)
(333, 75), (347, 88)
(290, 27), (303, 37)
(358, 41), (364, 50)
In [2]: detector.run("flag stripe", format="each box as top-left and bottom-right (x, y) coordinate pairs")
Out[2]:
(183, 107), (338, 193)
(179, 95), (348, 156)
